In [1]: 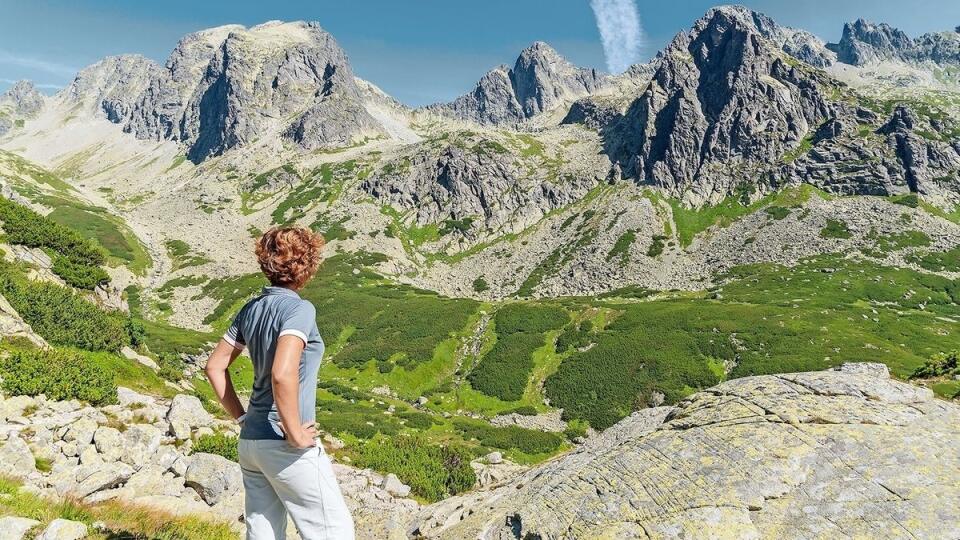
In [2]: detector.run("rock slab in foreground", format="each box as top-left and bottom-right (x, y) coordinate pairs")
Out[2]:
(410, 363), (960, 539)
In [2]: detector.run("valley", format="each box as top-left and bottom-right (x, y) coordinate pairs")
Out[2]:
(0, 5), (958, 538)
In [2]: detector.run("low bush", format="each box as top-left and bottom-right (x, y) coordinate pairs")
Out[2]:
(491, 304), (568, 335)
(355, 435), (475, 502)
(0, 348), (117, 405)
(556, 320), (593, 353)
(453, 419), (564, 455)
(0, 261), (130, 352)
(51, 255), (109, 290)
(157, 353), (186, 382)
(193, 432), (239, 462)
(472, 277), (489, 293)
(820, 219), (852, 239)
(911, 351), (959, 379)
(0, 196), (106, 266)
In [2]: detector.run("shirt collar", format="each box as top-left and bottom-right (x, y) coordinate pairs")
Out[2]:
(262, 286), (300, 298)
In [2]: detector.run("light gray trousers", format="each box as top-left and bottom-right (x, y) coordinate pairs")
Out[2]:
(239, 439), (355, 540)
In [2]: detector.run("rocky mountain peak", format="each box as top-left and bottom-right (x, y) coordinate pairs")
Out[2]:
(608, 6), (838, 205)
(829, 18), (960, 66)
(1, 80), (45, 117)
(433, 41), (607, 125)
(65, 20), (387, 162)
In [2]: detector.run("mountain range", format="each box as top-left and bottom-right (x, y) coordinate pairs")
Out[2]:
(0, 5), (959, 538)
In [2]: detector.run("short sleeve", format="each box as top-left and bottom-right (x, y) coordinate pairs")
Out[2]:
(223, 313), (246, 350)
(279, 301), (316, 346)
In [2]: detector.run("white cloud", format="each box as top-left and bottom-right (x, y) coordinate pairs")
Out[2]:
(589, 0), (644, 74)
(0, 50), (78, 77)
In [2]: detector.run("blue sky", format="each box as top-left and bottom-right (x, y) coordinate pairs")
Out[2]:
(1, 0), (959, 106)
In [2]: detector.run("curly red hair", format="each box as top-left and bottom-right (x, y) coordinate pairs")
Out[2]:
(255, 227), (325, 289)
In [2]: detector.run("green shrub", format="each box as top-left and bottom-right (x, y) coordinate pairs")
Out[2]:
(0, 348), (117, 405)
(472, 277), (489, 293)
(0, 197), (106, 266)
(193, 433), (239, 462)
(764, 206), (791, 220)
(355, 435), (475, 502)
(820, 219), (852, 239)
(911, 351), (959, 379)
(0, 261), (130, 352)
(52, 255), (110, 290)
(556, 320), (593, 353)
(563, 419), (589, 441)
(607, 230), (637, 262)
(453, 419), (564, 455)
(468, 304), (568, 401)
(396, 411), (440, 429)
(909, 246), (960, 272)
(502, 405), (538, 416)
(157, 353), (186, 382)
(646, 235), (667, 258)
(491, 304), (568, 335)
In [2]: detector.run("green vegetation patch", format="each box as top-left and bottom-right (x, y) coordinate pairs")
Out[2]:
(453, 418), (565, 455)
(193, 432), (239, 462)
(0, 348), (117, 405)
(164, 240), (211, 271)
(607, 230), (637, 262)
(355, 435), (475, 502)
(46, 203), (150, 274)
(467, 304), (568, 401)
(909, 245), (960, 272)
(820, 219), (852, 239)
(0, 260), (133, 352)
(546, 256), (960, 429)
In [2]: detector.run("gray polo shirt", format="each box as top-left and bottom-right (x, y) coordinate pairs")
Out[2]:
(224, 286), (324, 440)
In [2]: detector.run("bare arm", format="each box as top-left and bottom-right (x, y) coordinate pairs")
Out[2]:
(204, 340), (246, 420)
(271, 335), (316, 448)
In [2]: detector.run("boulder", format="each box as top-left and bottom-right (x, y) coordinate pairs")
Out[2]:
(485, 451), (503, 465)
(125, 465), (185, 497)
(120, 424), (162, 466)
(37, 519), (87, 540)
(184, 453), (242, 506)
(0, 395), (36, 422)
(0, 435), (37, 479)
(61, 418), (98, 446)
(381, 473), (411, 498)
(92, 426), (123, 462)
(72, 462), (134, 498)
(0, 516), (40, 540)
(166, 395), (213, 440)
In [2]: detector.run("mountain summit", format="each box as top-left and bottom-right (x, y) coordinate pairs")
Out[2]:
(433, 41), (607, 125)
(62, 21), (386, 162)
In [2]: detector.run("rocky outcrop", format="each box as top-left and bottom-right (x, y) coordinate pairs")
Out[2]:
(64, 21), (386, 162)
(829, 19), (960, 66)
(609, 6), (840, 205)
(362, 139), (600, 230)
(62, 55), (162, 121)
(410, 364), (960, 539)
(0, 80), (45, 135)
(433, 42), (607, 125)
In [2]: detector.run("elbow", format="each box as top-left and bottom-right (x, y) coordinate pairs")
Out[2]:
(204, 358), (224, 379)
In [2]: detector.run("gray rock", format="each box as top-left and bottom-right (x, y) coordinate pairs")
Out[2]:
(119, 424), (162, 466)
(61, 418), (98, 446)
(73, 462), (134, 498)
(92, 426), (123, 462)
(166, 394), (213, 440)
(101, 21), (386, 162)
(432, 42), (607, 126)
(829, 18), (960, 66)
(184, 453), (242, 506)
(485, 451), (502, 465)
(37, 519), (87, 540)
(0, 436), (36, 479)
(0, 516), (40, 540)
(381, 473), (411, 498)
(411, 365), (960, 538)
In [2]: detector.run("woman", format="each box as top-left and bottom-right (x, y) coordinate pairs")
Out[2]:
(205, 226), (355, 540)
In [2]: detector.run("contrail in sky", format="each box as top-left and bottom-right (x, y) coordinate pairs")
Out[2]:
(589, 0), (644, 74)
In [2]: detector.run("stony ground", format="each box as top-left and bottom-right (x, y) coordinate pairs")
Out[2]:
(409, 363), (960, 539)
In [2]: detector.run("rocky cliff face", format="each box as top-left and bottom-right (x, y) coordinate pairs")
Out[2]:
(64, 21), (385, 162)
(0, 81), (45, 136)
(411, 363), (960, 539)
(434, 42), (607, 126)
(830, 19), (960, 66)
(608, 6), (840, 205)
